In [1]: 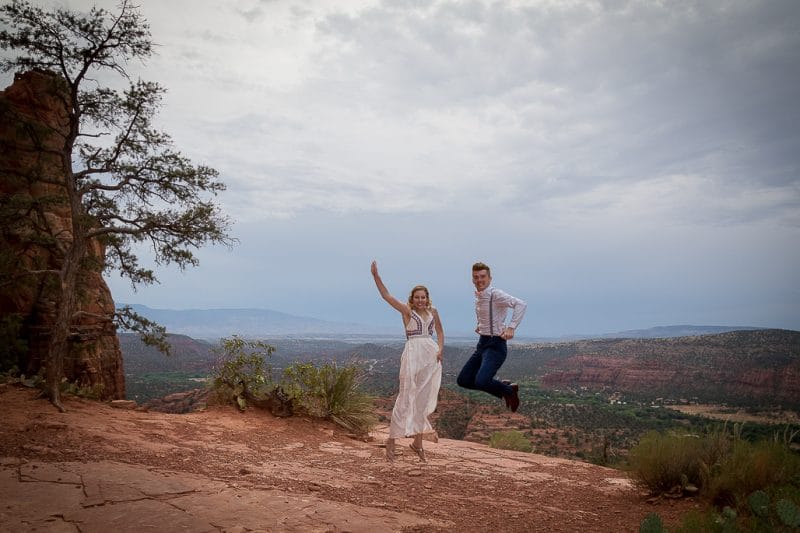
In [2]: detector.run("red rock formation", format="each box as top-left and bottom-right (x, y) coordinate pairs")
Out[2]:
(0, 70), (125, 399)
(539, 331), (800, 406)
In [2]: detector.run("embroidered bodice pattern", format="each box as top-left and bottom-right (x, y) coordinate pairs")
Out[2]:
(406, 310), (434, 338)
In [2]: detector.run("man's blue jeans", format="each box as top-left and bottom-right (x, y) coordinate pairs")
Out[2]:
(457, 336), (512, 399)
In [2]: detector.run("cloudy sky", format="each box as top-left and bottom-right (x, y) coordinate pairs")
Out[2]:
(5, 0), (799, 336)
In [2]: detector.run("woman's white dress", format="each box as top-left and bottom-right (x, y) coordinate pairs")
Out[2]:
(388, 310), (442, 439)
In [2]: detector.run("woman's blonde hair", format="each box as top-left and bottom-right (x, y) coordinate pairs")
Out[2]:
(407, 285), (432, 309)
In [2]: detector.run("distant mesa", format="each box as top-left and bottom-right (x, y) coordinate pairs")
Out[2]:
(119, 304), (774, 341)
(515, 325), (768, 343)
(598, 324), (763, 339)
(118, 304), (393, 338)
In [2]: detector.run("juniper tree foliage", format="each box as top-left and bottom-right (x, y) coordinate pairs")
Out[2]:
(0, 0), (234, 410)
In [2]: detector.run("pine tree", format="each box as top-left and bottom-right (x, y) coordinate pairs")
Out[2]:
(0, 0), (233, 410)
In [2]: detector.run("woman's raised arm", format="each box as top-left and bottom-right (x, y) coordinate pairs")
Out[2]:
(371, 261), (410, 316)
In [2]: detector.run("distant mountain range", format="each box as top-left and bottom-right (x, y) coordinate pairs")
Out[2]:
(580, 324), (763, 340)
(118, 304), (392, 338)
(118, 304), (770, 341)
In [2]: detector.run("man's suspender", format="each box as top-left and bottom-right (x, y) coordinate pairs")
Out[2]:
(489, 290), (494, 336)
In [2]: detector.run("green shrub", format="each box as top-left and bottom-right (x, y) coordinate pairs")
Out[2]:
(706, 439), (800, 508)
(434, 401), (476, 440)
(208, 339), (375, 434)
(282, 361), (376, 436)
(632, 426), (800, 532)
(210, 336), (276, 411)
(61, 378), (104, 400)
(628, 430), (710, 494)
(489, 430), (533, 453)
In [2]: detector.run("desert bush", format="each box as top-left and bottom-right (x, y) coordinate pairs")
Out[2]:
(628, 430), (711, 494)
(434, 400), (476, 440)
(208, 339), (375, 433)
(705, 438), (800, 508)
(210, 336), (276, 410)
(282, 361), (376, 436)
(61, 378), (104, 400)
(634, 425), (800, 532)
(489, 430), (533, 453)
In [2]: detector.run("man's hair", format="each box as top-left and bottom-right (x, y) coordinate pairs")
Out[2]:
(472, 262), (491, 276)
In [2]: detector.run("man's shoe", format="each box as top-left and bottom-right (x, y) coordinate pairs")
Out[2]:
(507, 383), (520, 412)
(501, 380), (511, 407)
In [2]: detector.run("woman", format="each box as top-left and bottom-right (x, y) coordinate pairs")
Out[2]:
(371, 260), (443, 462)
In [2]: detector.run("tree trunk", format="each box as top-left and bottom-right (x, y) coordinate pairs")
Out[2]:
(44, 236), (85, 412)
(43, 146), (87, 412)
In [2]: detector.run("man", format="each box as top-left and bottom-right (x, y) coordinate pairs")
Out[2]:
(457, 262), (527, 412)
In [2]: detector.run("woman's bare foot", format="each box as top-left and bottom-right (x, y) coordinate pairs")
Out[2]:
(409, 442), (426, 462)
(385, 439), (396, 462)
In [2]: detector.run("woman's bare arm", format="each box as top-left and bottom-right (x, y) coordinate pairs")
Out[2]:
(432, 307), (444, 362)
(371, 261), (410, 317)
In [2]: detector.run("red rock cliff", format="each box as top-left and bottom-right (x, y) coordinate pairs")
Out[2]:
(0, 70), (124, 399)
(539, 331), (800, 406)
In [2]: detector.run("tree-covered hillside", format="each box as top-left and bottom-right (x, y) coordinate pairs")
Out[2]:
(121, 329), (800, 408)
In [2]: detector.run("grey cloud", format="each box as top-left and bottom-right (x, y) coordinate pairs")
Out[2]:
(461, 1), (800, 224)
(164, 0), (799, 226)
(10, 0), (797, 333)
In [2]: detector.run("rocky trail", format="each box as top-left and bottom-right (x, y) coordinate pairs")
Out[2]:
(0, 385), (696, 532)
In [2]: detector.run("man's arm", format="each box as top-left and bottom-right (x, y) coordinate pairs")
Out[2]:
(496, 289), (527, 340)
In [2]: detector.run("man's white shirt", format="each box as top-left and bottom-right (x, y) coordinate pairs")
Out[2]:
(474, 286), (527, 336)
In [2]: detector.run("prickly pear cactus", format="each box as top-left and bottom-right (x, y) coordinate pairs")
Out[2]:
(747, 490), (770, 519)
(776, 498), (800, 528)
(639, 512), (665, 533)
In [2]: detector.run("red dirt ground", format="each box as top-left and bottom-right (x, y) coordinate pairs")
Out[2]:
(0, 384), (699, 532)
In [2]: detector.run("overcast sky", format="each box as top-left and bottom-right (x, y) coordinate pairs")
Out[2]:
(5, 0), (799, 336)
